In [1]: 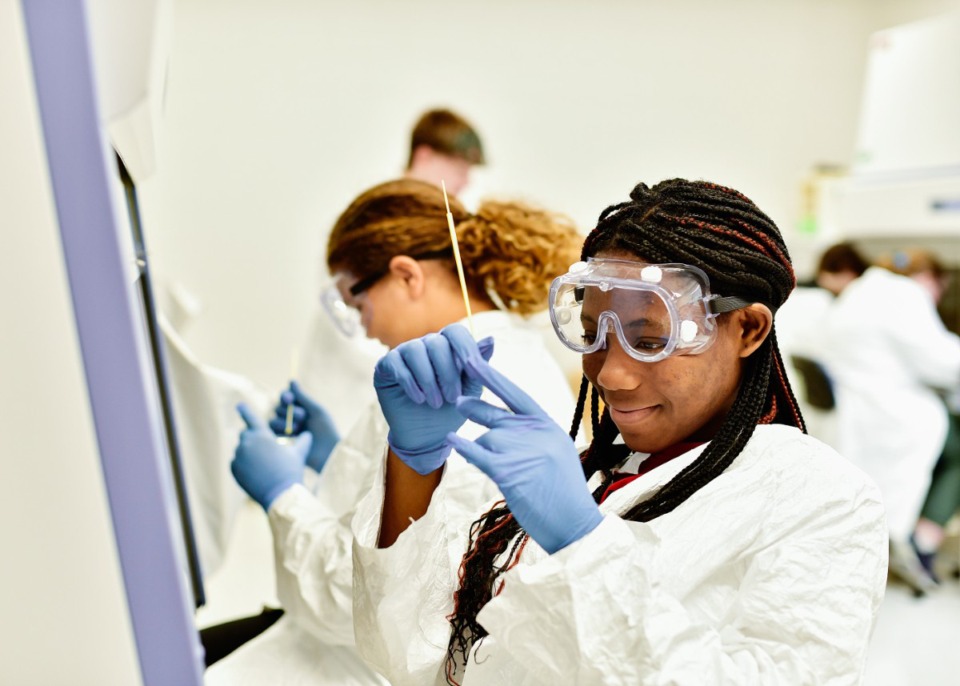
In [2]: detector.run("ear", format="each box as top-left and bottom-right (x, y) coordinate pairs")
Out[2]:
(387, 255), (427, 300)
(734, 303), (773, 358)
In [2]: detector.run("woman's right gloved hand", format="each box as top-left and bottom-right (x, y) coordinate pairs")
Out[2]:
(373, 324), (494, 475)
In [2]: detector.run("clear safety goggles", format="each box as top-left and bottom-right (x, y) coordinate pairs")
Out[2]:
(549, 258), (750, 362)
(320, 282), (361, 337)
(320, 249), (455, 338)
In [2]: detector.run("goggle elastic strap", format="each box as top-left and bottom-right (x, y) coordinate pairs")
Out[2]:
(706, 295), (752, 315)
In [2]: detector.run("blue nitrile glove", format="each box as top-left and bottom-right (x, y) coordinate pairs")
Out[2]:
(231, 403), (313, 511)
(268, 381), (339, 473)
(373, 323), (494, 475)
(269, 388), (307, 436)
(446, 355), (603, 555)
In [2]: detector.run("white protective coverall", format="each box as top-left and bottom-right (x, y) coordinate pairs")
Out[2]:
(352, 425), (888, 686)
(819, 267), (960, 541)
(204, 310), (576, 685)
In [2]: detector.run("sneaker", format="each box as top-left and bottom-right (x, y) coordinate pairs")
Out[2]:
(909, 534), (941, 584)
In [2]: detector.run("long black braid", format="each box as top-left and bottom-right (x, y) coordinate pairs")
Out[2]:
(444, 179), (805, 683)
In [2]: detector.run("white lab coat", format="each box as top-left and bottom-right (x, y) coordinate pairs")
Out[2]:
(774, 286), (837, 444)
(204, 310), (576, 685)
(775, 286), (834, 365)
(819, 267), (960, 541)
(352, 425), (888, 686)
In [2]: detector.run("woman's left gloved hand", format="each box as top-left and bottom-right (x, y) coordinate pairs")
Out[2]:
(268, 381), (340, 473)
(447, 354), (603, 555)
(373, 324), (493, 475)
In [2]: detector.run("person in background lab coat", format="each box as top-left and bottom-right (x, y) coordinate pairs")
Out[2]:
(819, 248), (960, 594)
(775, 242), (869, 444)
(352, 178), (888, 685)
(875, 249), (960, 583)
(204, 178), (582, 684)
(814, 241), (870, 297)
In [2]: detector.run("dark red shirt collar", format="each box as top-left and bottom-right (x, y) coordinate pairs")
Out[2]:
(600, 441), (705, 503)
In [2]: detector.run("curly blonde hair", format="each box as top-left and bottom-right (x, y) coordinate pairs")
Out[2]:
(326, 178), (582, 315)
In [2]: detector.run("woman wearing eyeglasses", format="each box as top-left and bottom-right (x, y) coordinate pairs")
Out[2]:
(205, 178), (583, 684)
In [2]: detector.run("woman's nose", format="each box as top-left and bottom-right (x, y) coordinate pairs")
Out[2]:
(593, 335), (642, 391)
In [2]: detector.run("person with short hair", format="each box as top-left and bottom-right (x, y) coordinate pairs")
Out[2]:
(404, 108), (485, 196)
(814, 241), (869, 296)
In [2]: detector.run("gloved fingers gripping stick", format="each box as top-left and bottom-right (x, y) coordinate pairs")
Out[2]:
(447, 357), (603, 555)
(283, 348), (299, 435)
(269, 390), (307, 435)
(377, 348), (426, 403)
(439, 323), (494, 399)
(268, 381), (340, 473)
(423, 332), (465, 404)
(373, 325), (493, 475)
(397, 335), (450, 409)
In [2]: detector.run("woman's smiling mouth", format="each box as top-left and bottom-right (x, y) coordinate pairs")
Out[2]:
(608, 404), (658, 424)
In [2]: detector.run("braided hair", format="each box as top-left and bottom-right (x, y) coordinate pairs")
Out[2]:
(443, 179), (806, 684)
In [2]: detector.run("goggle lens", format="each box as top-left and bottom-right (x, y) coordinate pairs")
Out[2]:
(320, 285), (361, 337)
(554, 284), (678, 359)
(548, 259), (735, 362)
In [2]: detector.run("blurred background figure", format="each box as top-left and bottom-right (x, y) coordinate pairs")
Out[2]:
(875, 250), (960, 583)
(776, 241), (870, 444)
(403, 108), (485, 198)
(819, 247), (960, 595)
(815, 241), (871, 296)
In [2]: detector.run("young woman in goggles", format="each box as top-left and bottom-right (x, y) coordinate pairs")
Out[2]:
(353, 178), (888, 685)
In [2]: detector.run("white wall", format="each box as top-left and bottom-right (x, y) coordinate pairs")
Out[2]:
(145, 0), (960, 395)
(871, 0), (960, 27)
(0, 1), (142, 683)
